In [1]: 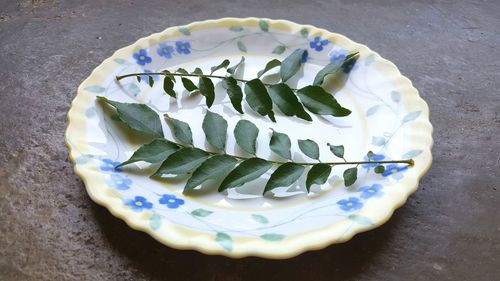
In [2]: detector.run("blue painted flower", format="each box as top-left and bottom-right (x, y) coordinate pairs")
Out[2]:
(382, 164), (408, 180)
(159, 194), (185, 209)
(157, 44), (174, 59)
(361, 154), (385, 169)
(175, 41), (191, 55)
(337, 197), (363, 211)
(139, 69), (159, 84)
(301, 49), (309, 63)
(100, 159), (122, 172)
(133, 49), (152, 65)
(329, 49), (349, 63)
(107, 174), (132, 190)
(359, 184), (384, 199)
(124, 196), (153, 212)
(309, 36), (329, 51)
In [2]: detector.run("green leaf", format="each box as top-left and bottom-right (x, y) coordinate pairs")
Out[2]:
(117, 139), (179, 167)
(181, 77), (198, 92)
(263, 163), (305, 194)
(391, 91), (401, 102)
(136, 76), (141, 83)
(149, 214), (162, 230)
(165, 115), (193, 145)
(221, 77), (243, 114)
(97, 96), (164, 138)
(343, 167), (358, 187)
(272, 45), (286, 54)
(237, 41), (247, 52)
(259, 20), (269, 32)
(298, 139), (320, 160)
(268, 110), (277, 123)
(244, 78), (273, 117)
(327, 143), (345, 159)
(148, 76), (154, 87)
(153, 148), (209, 177)
(367, 151), (376, 158)
(163, 76), (176, 98)
(192, 68), (203, 75)
(348, 214), (372, 226)
(227, 56), (245, 75)
(215, 232), (233, 252)
(402, 111), (421, 123)
(210, 59), (230, 74)
(219, 158), (273, 191)
(185, 155), (238, 192)
(85, 85), (105, 93)
(374, 165), (385, 174)
(366, 105), (380, 116)
(270, 130), (292, 160)
(306, 163), (332, 191)
(234, 120), (259, 155)
(199, 77), (215, 107)
(202, 111), (228, 150)
(297, 86), (351, 116)
(260, 233), (285, 241)
(251, 214), (269, 224)
(191, 208), (213, 217)
(257, 59), (281, 78)
(300, 27), (309, 38)
(371, 136), (386, 146)
(280, 49), (304, 82)
(313, 59), (344, 86)
(268, 83), (312, 121)
(402, 149), (423, 159)
(178, 27), (190, 36)
(176, 68), (188, 74)
(229, 26), (244, 32)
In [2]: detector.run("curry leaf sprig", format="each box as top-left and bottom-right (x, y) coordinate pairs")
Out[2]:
(97, 96), (414, 195)
(116, 49), (358, 122)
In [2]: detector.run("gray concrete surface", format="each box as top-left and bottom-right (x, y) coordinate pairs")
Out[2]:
(1, 0), (499, 280)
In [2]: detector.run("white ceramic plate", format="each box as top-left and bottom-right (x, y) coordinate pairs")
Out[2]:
(66, 18), (433, 258)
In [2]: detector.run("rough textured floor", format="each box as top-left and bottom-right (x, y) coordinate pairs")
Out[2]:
(1, 0), (499, 280)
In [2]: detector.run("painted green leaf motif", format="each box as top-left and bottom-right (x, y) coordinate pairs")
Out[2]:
(85, 85), (105, 93)
(114, 58), (127, 64)
(181, 77), (198, 92)
(210, 59), (230, 74)
(259, 19), (269, 32)
(215, 232), (233, 252)
(176, 68), (188, 74)
(219, 158), (273, 191)
(402, 149), (423, 159)
(178, 27), (190, 36)
(268, 83), (312, 121)
(327, 143), (345, 159)
(297, 86), (351, 116)
(117, 139), (179, 167)
(298, 139), (320, 160)
(260, 233), (285, 241)
(97, 96), (164, 138)
(371, 136), (386, 146)
(251, 214), (269, 224)
(366, 105), (380, 116)
(191, 208), (214, 217)
(229, 26), (243, 32)
(244, 78), (273, 117)
(391, 91), (401, 103)
(199, 77), (215, 108)
(202, 111), (228, 150)
(270, 130), (292, 160)
(264, 163), (305, 194)
(343, 167), (358, 187)
(237, 41), (247, 52)
(227, 56), (245, 75)
(272, 45), (286, 54)
(257, 59), (281, 77)
(348, 214), (373, 226)
(165, 115), (193, 145)
(153, 148), (209, 177)
(402, 111), (421, 123)
(192, 67), (203, 75)
(136, 76), (142, 83)
(234, 120), (259, 155)
(280, 49), (304, 82)
(374, 165), (385, 174)
(148, 76), (154, 87)
(300, 27), (309, 38)
(222, 77), (243, 114)
(313, 59), (344, 86)
(184, 155), (238, 192)
(163, 76), (176, 98)
(149, 214), (162, 230)
(306, 163), (332, 191)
